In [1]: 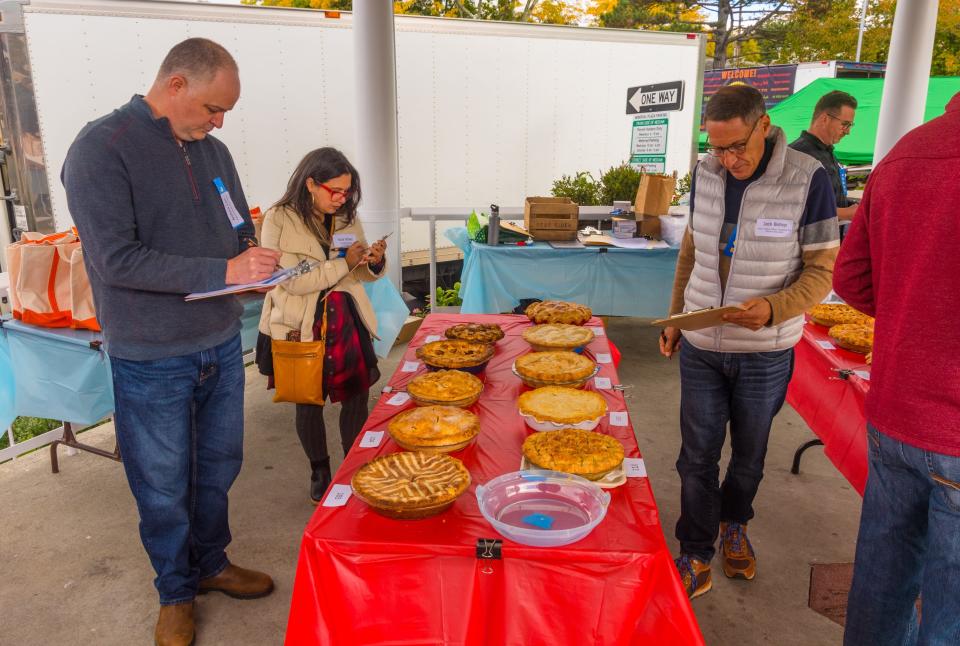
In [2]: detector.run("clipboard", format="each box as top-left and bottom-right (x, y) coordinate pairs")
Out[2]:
(651, 304), (745, 331)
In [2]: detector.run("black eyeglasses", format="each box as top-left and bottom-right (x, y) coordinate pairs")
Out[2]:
(706, 117), (762, 158)
(825, 113), (855, 130)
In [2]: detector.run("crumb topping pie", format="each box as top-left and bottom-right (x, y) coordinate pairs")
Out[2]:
(444, 323), (505, 344)
(525, 300), (593, 326)
(518, 386), (607, 425)
(522, 324), (595, 351)
(809, 303), (873, 328)
(351, 451), (471, 519)
(387, 405), (480, 452)
(515, 351), (596, 385)
(522, 429), (625, 480)
(416, 339), (494, 369)
(829, 323), (874, 354)
(407, 370), (483, 407)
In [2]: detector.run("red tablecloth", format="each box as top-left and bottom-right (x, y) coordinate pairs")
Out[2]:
(285, 314), (703, 646)
(786, 318), (870, 495)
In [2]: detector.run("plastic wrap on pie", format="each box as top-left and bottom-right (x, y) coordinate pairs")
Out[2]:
(525, 300), (592, 326)
(387, 405), (480, 453)
(407, 370), (483, 407)
(522, 428), (624, 481)
(351, 451), (471, 519)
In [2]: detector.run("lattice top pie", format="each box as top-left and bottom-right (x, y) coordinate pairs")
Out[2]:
(522, 324), (595, 350)
(416, 339), (494, 369)
(525, 300), (593, 326)
(387, 405), (480, 449)
(351, 451), (471, 511)
(407, 370), (483, 406)
(518, 386), (607, 425)
(515, 351), (596, 383)
(444, 323), (504, 344)
(522, 428), (625, 479)
(829, 323), (874, 354)
(809, 303), (873, 328)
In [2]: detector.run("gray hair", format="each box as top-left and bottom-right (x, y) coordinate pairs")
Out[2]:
(704, 85), (766, 125)
(157, 38), (237, 83)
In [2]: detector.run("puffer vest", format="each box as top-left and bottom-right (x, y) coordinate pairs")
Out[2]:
(683, 126), (822, 352)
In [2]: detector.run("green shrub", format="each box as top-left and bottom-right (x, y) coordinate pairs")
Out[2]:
(598, 163), (642, 205)
(672, 172), (692, 206)
(551, 171), (600, 205)
(0, 417), (61, 451)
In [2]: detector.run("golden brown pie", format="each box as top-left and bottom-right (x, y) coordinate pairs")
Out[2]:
(522, 429), (625, 480)
(407, 370), (483, 407)
(351, 451), (471, 519)
(444, 323), (504, 344)
(515, 351), (596, 388)
(518, 386), (607, 425)
(829, 323), (874, 354)
(416, 339), (494, 369)
(387, 405), (480, 452)
(525, 300), (593, 326)
(809, 303), (873, 328)
(522, 324), (595, 351)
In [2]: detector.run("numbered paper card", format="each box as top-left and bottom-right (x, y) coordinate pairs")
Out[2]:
(609, 411), (629, 426)
(854, 370), (870, 381)
(623, 458), (647, 478)
(322, 484), (353, 507)
(596, 353), (612, 364)
(816, 340), (836, 350)
(589, 326), (605, 337)
(388, 392), (411, 406)
(359, 431), (384, 448)
(425, 335), (442, 343)
(594, 377), (612, 390)
(401, 361), (420, 373)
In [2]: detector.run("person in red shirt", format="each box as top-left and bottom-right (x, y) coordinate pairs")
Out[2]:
(834, 92), (960, 645)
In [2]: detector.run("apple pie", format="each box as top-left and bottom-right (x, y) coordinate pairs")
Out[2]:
(522, 323), (595, 351)
(809, 303), (873, 328)
(829, 323), (874, 354)
(522, 428), (625, 480)
(351, 451), (471, 519)
(518, 386), (607, 426)
(514, 351), (596, 388)
(416, 339), (494, 370)
(525, 300), (592, 326)
(387, 405), (480, 452)
(444, 323), (504, 344)
(407, 370), (483, 407)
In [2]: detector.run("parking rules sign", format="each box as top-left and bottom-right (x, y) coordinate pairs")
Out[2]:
(626, 81), (685, 114)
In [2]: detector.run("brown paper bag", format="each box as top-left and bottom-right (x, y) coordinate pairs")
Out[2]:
(634, 173), (676, 217)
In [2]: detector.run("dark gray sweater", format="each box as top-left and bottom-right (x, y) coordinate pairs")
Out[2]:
(61, 95), (256, 360)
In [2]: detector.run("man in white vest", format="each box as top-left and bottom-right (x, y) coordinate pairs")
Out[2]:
(659, 85), (840, 599)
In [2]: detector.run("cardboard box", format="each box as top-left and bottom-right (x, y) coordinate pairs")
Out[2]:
(634, 173), (676, 217)
(611, 217), (637, 238)
(524, 197), (579, 241)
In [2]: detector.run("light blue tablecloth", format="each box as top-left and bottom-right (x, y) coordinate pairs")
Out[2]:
(0, 282), (408, 430)
(446, 228), (679, 316)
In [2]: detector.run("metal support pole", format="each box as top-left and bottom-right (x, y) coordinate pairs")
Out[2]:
(352, 1), (402, 289)
(855, 0), (869, 62)
(873, 1), (940, 164)
(428, 215), (437, 309)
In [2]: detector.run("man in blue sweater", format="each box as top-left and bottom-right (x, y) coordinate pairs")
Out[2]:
(62, 38), (280, 646)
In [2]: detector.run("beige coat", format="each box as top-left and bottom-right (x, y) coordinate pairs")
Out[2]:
(257, 205), (385, 342)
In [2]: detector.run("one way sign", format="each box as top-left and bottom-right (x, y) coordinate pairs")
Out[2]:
(626, 81), (685, 114)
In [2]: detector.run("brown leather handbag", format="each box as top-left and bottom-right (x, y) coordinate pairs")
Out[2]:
(271, 306), (328, 405)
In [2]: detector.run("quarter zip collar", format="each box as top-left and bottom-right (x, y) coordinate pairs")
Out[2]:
(128, 94), (178, 139)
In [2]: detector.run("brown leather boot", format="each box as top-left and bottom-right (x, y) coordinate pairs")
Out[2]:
(155, 601), (195, 646)
(198, 564), (274, 600)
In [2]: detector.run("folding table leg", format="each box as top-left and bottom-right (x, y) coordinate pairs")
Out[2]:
(50, 421), (122, 474)
(790, 438), (825, 475)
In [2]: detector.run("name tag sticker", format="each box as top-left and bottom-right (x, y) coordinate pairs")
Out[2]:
(624, 458), (647, 478)
(359, 431), (384, 448)
(322, 484), (352, 507)
(332, 233), (357, 248)
(212, 177), (246, 229)
(755, 218), (793, 238)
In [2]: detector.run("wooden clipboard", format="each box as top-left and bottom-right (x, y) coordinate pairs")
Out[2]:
(651, 305), (745, 331)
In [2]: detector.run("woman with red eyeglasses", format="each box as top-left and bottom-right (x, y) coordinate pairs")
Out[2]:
(256, 147), (387, 503)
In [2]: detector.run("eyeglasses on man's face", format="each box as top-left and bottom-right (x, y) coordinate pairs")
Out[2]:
(318, 183), (352, 200)
(706, 117), (762, 158)
(825, 112), (855, 130)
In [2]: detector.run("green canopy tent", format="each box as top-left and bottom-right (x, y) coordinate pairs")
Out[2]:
(698, 76), (960, 165)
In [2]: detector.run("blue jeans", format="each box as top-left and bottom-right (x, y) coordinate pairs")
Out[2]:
(676, 342), (794, 562)
(844, 425), (960, 646)
(111, 334), (245, 605)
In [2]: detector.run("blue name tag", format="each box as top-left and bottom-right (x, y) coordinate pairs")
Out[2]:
(213, 177), (246, 229)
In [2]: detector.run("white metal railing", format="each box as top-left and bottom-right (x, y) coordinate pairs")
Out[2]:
(403, 205), (623, 309)
(1, 423), (66, 463)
